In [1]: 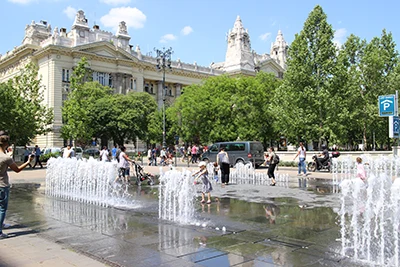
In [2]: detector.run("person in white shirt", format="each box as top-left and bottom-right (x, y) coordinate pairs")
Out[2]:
(147, 148), (152, 166)
(293, 142), (307, 176)
(63, 145), (72, 158)
(100, 146), (110, 162)
(117, 146), (135, 183)
(160, 148), (167, 166)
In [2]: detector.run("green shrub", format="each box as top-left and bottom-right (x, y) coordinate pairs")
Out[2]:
(40, 152), (61, 162)
(279, 161), (297, 167)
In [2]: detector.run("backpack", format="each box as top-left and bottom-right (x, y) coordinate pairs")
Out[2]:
(273, 154), (280, 165)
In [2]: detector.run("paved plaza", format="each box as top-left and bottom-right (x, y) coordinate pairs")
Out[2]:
(0, 165), (360, 267)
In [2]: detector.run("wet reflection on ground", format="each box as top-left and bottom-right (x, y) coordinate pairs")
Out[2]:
(5, 182), (361, 267)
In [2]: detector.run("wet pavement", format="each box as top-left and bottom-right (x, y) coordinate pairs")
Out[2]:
(1, 169), (366, 267)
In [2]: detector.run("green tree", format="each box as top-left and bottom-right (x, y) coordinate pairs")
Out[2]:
(358, 30), (398, 149)
(329, 34), (366, 148)
(61, 81), (112, 144)
(0, 63), (53, 146)
(70, 57), (92, 90)
(92, 92), (157, 145)
(275, 5), (336, 147)
(168, 72), (280, 146)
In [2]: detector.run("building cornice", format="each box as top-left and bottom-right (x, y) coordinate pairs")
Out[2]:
(0, 45), (40, 78)
(30, 43), (216, 79)
(258, 58), (285, 72)
(2, 42), (222, 81)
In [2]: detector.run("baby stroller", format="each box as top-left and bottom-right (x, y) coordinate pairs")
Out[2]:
(133, 162), (155, 186)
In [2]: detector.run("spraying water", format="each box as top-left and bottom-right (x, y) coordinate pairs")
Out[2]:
(45, 157), (135, 208)
(230, 162), (289, 186)
(340, 155), (400, 266)
(158, 168), (197, 224)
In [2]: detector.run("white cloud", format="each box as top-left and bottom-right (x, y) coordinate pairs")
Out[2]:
(63, 6), (77, 20)
(333, 28), (347, 48)
(100, 7), (146, 31)
(181, 26), (193, 36)
(100, 0), (131, 5)
(259, 32), (271, 41)
(271, 21), (277, 26)
(160, 34), (177, 43)
(8, 0), (35, 4)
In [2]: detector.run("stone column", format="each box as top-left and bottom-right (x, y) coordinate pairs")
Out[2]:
(136, 75), (144, 92)
(157, 81), (163, 109)
(175, 83), (182, 97)
(114, 74), (121, 94)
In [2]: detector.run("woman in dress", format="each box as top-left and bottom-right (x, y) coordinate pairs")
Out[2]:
(267, 147), (277, 186)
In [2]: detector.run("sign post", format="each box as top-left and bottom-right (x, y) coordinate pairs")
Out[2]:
(380, 91), (399, 155)
(389, 116), (399, 138)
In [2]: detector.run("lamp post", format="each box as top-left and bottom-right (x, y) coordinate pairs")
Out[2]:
(154, 47), (173, 149)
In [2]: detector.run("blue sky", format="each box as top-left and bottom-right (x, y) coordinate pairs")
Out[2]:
(1, 0), (400, 67)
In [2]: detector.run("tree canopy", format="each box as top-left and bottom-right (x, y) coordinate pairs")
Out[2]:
(168, 72), (281, 147)
(0, 63), (53, 145)
(61, 57), (158, 146)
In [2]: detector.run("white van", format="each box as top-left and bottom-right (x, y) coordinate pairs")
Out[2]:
(201, 141), (265, 168)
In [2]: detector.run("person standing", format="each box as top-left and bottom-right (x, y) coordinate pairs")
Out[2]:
(0, 131), (34, 238)
(180, 145), (186, 162)
(32, 145), (43, 169)
(293, 142), (307, 176)
(117, 146), (135, 183)
(191, 145), (198, 164)
(115, 145), (121, 163)
(100, 146), (110, 162)
(356, 157), (367, 182)
(187, 145), (192, 163)
(147, 148), (152, 166)
(63, 145), (72, 158)
(160, 148), (167, 166)
(111, 145), (118, 160)
(217, 147), (230, 186)
(267, 147), (277, 186)
(192, 161), (213, 204)
(23, 146), (33, 168)
(151, 147), (157, 166)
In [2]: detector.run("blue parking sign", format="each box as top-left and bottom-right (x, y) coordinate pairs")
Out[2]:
(379, 95), (396, 117)
(389, 116), (400, 138)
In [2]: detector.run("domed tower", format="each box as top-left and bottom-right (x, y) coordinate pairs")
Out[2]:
(270, 30), (288, 69)
(224, 16), (255, 73)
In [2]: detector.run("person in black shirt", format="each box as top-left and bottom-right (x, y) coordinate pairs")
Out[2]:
(316, 145), (329, 169)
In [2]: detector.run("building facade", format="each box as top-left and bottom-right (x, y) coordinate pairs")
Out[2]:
(0, 11), (288, 148)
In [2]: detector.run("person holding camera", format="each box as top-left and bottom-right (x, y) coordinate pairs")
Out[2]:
(0, 131), (34, 238)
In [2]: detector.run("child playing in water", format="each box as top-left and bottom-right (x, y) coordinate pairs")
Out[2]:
(193, 161), (213, 204)
(356, 157), (366, 182)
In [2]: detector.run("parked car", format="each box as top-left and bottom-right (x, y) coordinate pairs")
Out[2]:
(201, 141), (265, 168)
(83, 147), (100, 157)
(60, 146), (83, 159)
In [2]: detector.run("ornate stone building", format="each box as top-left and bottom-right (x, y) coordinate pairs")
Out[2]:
(0, 11), (288, 148)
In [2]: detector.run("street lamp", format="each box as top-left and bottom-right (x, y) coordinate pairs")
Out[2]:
(154, 47), (173, 149)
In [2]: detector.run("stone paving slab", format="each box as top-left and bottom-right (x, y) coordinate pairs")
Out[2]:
(0, 225), (107, 267)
